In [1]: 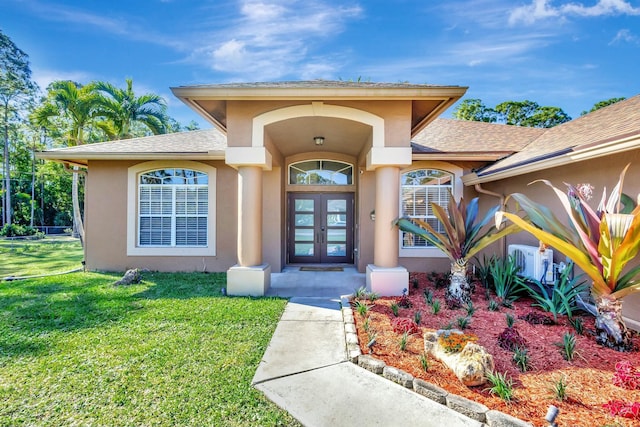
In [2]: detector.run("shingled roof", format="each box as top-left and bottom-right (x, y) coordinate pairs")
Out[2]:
(411, 118), (544, 159)
(469, 94), (640, 182)
(37, 128), (227, 166)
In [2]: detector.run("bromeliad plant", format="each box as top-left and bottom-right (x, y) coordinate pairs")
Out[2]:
(496, 165), (640, 351)
(396, 193), (519, 305)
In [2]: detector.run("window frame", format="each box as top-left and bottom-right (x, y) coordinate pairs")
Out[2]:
(288, 159), (353, 186)
(398, 162), (463, 259)
(127, 161), (216, 257)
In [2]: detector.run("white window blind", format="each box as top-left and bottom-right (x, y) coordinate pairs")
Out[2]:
(138, 169), (208, 247)
(400, 169), (453, 248)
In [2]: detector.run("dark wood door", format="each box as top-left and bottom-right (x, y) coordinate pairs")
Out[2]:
(288, 193), (354, 264)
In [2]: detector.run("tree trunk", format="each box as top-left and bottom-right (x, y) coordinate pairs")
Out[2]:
(71, 168), (85, 246)
(447, 260), (471, 306)
(595, 294), (633, 352)
(3, 102), (10, 226)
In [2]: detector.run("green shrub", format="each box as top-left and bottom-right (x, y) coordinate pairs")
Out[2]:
(557, 332), (578, 361)
(512, 347), (530, 372)
(1, 223), (43, 238)
(519, 263), (587, 321)
(485, 371), (515, 401)
(488, 255), (525, 304)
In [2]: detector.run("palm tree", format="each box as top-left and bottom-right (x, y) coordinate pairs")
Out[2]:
(31, 80), (100, 244)
(497, 165), (640, 351)
(93, 78), (168, 139)
(396, 193), (519, 305)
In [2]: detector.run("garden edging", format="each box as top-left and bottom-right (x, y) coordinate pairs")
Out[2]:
(340, 296), (533, 427)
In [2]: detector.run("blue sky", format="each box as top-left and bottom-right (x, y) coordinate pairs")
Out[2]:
(3, 0), (640, 128)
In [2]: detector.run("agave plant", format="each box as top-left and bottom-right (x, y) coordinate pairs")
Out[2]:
(395, 192), (519, 305)
(496, 165), (640, 351)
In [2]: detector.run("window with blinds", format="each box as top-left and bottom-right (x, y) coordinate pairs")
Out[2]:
(400, 169), (453, 248)
(138, 169), (208, 247)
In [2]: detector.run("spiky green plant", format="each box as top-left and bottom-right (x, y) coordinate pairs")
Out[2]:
(497, 165), (640, 350)
(399, 331), (409, 351)
(485, 371), (515, 402)
(457, 316), (470, 330)
(512, 347), (530, 372)
(488, 299), (500, 311)
(419, 353), (429, 371)
(431, 299), (441, 315)
(505, 313), (515, 328)
(556, 332), (577, 361)
(519, 262), (588, 322)
(396, 193), (519, 305)
(413, 311), (422, 325)
(552, 375), (568, 401)
(390, 302), (399, 317)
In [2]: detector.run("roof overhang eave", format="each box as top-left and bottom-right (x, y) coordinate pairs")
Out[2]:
(36, 151), (227, 165)
(413, 152), (512, 162)
(462, 133), (640, 186)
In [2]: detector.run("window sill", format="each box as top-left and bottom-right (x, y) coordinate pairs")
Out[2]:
(127, 246), (215, 257)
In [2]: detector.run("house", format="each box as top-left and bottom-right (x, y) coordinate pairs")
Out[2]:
(37, 81), (640, 326)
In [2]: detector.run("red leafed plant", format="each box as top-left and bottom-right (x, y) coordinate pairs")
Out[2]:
(613, 361), (640, 390)
(603, 400), (640, 419)
(497, 327), (527, 351)
(391, 317), (420, 335)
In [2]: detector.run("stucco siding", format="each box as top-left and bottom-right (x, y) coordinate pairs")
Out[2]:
(480, 149), (640, 330)
(85, 159), (238, 272)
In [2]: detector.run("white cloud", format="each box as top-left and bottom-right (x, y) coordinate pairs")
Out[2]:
(509, 0), (640, 25)
(31, 68), (94, 91)
(198, 0), (362, 80)
(609, 28), (640, 44)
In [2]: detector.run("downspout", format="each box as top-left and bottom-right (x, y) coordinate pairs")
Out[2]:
(474, 183), (507, 258)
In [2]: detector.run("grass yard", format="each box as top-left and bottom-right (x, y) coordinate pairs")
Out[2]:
(0, 271), (299, 426)
(0, 236), (84, 277)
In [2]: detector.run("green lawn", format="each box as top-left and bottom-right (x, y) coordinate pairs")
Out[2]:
(0, 236), (84, 277)
(0, 271), (299, 426)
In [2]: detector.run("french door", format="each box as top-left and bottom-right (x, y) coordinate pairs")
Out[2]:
(288, 193), (354, 264)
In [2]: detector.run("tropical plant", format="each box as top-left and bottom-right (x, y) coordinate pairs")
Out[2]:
(93, 78), (168, 139)
(552, 375), (568, 400)
(497, 165), (640, 351)
(519, 263), (588, 322)
(512, 347), (530, 372)
(487, 299), (499, 311)
(32, 80), (101, 244)
(556, 332), (577, 361)
(489, 255), (525, 305)
(390, 302), (399, 317)
(485, 371), (515, 402)
(419, 353), (429, 371)
(396, 193), (519, 305)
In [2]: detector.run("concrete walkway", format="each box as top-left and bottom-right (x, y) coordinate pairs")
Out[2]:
(252, 295), (483, 427)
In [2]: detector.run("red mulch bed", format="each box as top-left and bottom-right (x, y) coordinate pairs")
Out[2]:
(353, 272), (640, 427)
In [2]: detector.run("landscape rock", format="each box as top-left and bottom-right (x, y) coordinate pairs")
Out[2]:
(424, 330), (494, 386)
(383, 366), (414, 388)
(114, 268), (142, 286)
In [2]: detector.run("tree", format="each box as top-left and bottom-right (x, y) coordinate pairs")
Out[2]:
(452, 99), (497, 123)
(581, 97), (626, 116)
(497, 165), (640, 351)
(31, 81), (101, 244)
(455, 98), (571, 128)
(94, 78), (168, 139)
(0, 29), (37, 225)
(494, 100), (541, 126)
(396, 193), (519, 305)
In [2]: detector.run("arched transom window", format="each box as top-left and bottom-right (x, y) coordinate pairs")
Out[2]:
(400, 169), (453, 248)
(138, 168), (208, 247)
(289, 160), (353, 185)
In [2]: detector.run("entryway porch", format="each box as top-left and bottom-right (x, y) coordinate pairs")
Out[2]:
(266, 266), (365, 297)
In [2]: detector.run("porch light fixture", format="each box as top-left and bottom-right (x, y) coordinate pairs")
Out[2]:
(313, 136), (324, 146)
